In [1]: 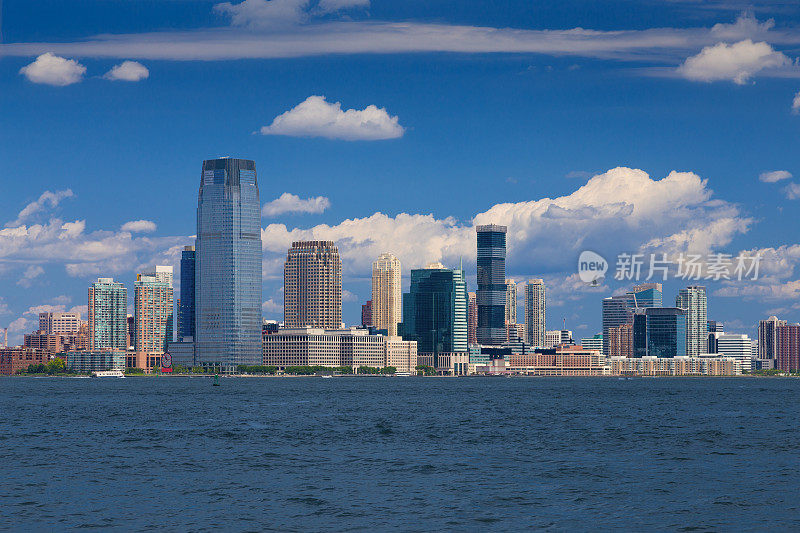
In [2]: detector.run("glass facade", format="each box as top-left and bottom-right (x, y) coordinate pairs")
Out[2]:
(179, 246), (195, 339)
(195, 158), (262, 370)
(476, 224), (507, 345)
(400, 266), (467, 368)
(601, 294), (634, 356)
(88, 278), (128, 350)
(676, 286), (708, 358)
(645, 307), (687, 358)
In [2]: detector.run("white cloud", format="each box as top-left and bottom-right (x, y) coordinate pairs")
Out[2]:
(8, 317), (29, 334)
(677, 39), (792, 84)
(69, 305), (88, 319)
(0, 298), (10, 316)
(121, 220), (157, 233)
(316, 0), (369, 14)
(6, 189), (74, 228)
(260, 167), (748, 280)
(784, 183), (800, 200)
(759, 170), (792, 183)
(51, 295), (71, 305)
(260, 96), (404, 140)
(214, 0), (309, 29)
(262, 193), (331, 216)
(17, 265), (44, 288)
(262, 299), (282, 314)
(104, 60), (149, 81)
(342, 289), (359, 302)
(23, 304), (66, 316)
(8, 13), (793, 64)
(19, 53), (86, 86)
(793, 91), (800, 114)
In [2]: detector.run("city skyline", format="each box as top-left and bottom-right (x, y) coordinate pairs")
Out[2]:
(3, 1), (800, 345)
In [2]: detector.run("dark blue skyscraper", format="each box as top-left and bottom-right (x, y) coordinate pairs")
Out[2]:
(645, 307), (687, 358)
(476, 224), (507, 345)
(195, 158), (262, 370)
(178, 245), (195, 339)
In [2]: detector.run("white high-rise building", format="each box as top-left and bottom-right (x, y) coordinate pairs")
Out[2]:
(39, 312), (81, 335)
(371, 252), (402, 336)
(505, 280), (517, 325)
(676, 286), (707, 358)
(525, 279), (546, 347)
(716, 333), (753, 372)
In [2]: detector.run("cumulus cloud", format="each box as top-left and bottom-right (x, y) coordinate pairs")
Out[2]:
(214, 0), (309, 28)
(121, 220), (157, 233)
(262, 193), (331, 216)
(262, 299), (282, 314)
(259, 96), (405, 140)
(19, 53), (86, 86)
(17, 265), (44, 288)
(793, 91), (800, 114)
(759, 170), (792, 183)
(23, 304), (66, 316)
(784, 183), (800, 200)
(316, 0), (369, 14)
(6, 189), (74, 228)
(104, 60), (149, 81)
(260, 167), (748, 280)
(677, 39), (792, 84)
(8, 317), (30, 334)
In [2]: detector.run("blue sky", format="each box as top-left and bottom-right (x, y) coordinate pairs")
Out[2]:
(1, 0), (800, 345)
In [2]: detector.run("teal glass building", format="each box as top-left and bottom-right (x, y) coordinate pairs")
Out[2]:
(645, 307), (687, 358)
(195, 158), (262, 370)
(88, 277), (128, 350)
(400, 266), (468, 368)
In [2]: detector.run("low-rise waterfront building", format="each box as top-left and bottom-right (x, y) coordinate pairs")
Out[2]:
(263, 327), (418, 373)
(610, 355), (737, 376)
(63, 350), (126, 373)
(0, 348), (51, 375)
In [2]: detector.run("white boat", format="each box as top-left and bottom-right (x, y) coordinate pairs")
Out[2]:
(91, 369), (125, 378)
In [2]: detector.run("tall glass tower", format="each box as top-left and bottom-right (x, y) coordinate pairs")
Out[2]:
(88, 277), (128, 351)
(676, 285), (707, 358)
(400, 264), (467, 368)
(178, 245), (195, 339)
(196, 158), (262, 370)
(476, 224), (507, 345)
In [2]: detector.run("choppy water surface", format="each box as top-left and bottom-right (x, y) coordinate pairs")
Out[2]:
(1, 377), (799, 531)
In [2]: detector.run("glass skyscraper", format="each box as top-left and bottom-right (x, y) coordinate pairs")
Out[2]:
(178, 245), (195, 339)
(676, 285), (708, 358)
(400, 264), (467, 368)
(629, 283), (663, 309)
(88, 277), (128, 351)
(645, 307), (687, 358)
(476, 224), (507, 345)
(195, 158), (262, 370)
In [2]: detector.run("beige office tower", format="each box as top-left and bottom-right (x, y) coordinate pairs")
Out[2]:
(525, 279), (546, 348)
(371, 252), (402, 336)
(39, 312), (81, 335)
(505, 280), (517, 324)
(284, 241), (342, 328)
(134, 266), (174, 370)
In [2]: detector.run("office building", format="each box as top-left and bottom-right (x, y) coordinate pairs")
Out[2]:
(24, 332), (86, 354)
(629, 283), (663, 308)
(195, 158), (262, 370)
(524, 279), (546, 348)
(178, 245), (196, 339)
(676, 286), (708, 357)
(608, 324), (633, 358)
(707, 320), (724, 353)
(38, 312), (81, 335)
(134, 267), (174, 371)
(580, 334), (603, 355)
(505, 280), (517, 325)
(476, 224), (507, 345)
(88, 278), (128, 351)
(467, 292), (478, 345)
(716, 333), (754, 373)
(262, 327), (418, 373)
(645, 307), (687, 358)
(602, 293), (634, 356)
(758, 316), (785, 361)
(544, 329), (572, 348)
(400, 263), (467, 370)
(775, 322), (800, 372)
(371, 252), (402, 336)
(505, 322), (525, 343)
(361, 300), (372, 328)
(501, 345), (605, 376)
(284, 241), (342, 329)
